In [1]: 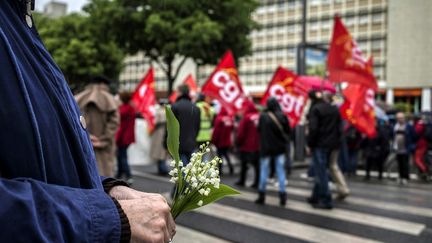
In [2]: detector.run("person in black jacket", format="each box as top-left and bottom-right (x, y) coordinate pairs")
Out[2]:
(306, 91), (342, 209)
(364, 120), (390, 180)
(171, 84), (201, 164)
(255, 98), (290, 206)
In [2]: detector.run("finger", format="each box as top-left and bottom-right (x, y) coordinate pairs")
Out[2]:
(167, 214), (176, 238)
(163, 224), (171, 243)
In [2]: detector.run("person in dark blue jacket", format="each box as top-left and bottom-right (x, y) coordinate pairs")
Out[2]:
(0, 1), (175, 242)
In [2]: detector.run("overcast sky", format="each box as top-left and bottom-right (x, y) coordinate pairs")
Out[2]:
(35, 0), (89, 13)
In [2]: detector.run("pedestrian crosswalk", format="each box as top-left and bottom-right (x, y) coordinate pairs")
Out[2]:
(131, 170), (432, 243)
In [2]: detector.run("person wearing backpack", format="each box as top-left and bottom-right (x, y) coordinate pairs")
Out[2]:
(255, 98), (290, 206)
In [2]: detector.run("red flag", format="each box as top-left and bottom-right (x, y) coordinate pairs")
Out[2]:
(169, 74), (198, 103)
(202, 50), (247, 115)
(132, 68), (156, 131)
(327, 15), (377, 91)
(340, 83), (377, 138)
(260, 67), (309, 128)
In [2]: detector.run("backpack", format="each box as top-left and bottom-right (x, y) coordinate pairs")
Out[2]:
(424, 123), (432, 143)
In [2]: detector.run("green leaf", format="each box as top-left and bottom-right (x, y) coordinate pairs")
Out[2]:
(165, 106), (180, 162)
(173, 184), (240, 218)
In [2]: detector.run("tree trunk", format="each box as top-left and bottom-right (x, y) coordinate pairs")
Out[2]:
(167, 63), (174, 97)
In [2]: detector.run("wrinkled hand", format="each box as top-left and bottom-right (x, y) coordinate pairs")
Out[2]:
(109, 186), (150, 201)
(112, 187), (176, 243)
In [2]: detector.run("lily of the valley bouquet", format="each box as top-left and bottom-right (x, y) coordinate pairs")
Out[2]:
(165, 107), (240, 219)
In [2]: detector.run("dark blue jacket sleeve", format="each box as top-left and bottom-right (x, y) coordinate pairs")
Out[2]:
(0, 177), (120, 243)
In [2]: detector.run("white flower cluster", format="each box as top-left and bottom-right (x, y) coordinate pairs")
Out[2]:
(168, 142), (222, 207)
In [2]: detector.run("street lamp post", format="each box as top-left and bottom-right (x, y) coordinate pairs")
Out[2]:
(294, 0), (307, 162)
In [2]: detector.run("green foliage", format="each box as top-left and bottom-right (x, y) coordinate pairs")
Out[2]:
(84, 0), (259, 94)
(34, 13), (124, 92)
(393, 102), (412, 113)
(165, 106), (240, 220)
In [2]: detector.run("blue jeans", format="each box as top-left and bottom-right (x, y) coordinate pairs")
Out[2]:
(347, 149), (358, 174)
(180, 153), (192, 167)
(259, 154), (286, 193)
(157, 160), (168, 174)
(116, 146), (131, 178)
(311, 148), (332, 206)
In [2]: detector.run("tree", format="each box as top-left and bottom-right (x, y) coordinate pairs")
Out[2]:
(34, 13), (125, 92)
(84, 0), (259, 95)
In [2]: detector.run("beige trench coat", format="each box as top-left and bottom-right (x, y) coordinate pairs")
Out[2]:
(75, 84), (119, 177)
(150, 106), (168, 161)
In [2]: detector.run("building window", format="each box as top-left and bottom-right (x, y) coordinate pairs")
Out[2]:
(310, 0), (320, 6)
(372, 13), (383, 24)
(359, 15), (369, 25)
(322, 20), (331, 30)
(310, 22), (319, 31)
(345, 17), (355, 26)
(371, 40), (381, 50)
(288, 0), (297, 10)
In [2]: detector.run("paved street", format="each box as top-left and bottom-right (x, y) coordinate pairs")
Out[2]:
(130, 165), (432, 243)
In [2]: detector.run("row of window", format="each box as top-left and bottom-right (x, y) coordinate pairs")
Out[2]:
(257, 0), (385, 14)
(252, 12), (385, 37)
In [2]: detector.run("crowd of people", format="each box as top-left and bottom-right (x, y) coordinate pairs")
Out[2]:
(142, 85), (432, 210)
(76, 79), (432, 211)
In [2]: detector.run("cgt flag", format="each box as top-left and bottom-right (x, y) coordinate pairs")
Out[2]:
(201, 50), (247, 115)
(340, 83), (377, 138)
(261, 67), (309, 128)
(132, 67), (156, 131)
(169, 74), (198, 103)
(327, 15), (377, 90)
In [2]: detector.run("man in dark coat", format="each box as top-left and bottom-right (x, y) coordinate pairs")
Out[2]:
(171, 84), (201, 163)
(306, 91), (342, 209)
(0, 1), (175, 241)
(255, 98), (290, 206)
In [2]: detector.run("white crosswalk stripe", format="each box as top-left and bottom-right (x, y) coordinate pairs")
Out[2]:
(174, 225), (230, 243)
(132, 170), (430, 242)
(197, 203), (381, 243)
(236, 190), (425, 235)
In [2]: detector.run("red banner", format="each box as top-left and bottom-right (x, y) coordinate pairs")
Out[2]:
(202, 50), (247, 115)
(327, 15), (377, 91)
(169, 74), (198, 103)
(260, 67), (309, 128)
(132, 68), (156, 131)
(340, 83), (377, 138)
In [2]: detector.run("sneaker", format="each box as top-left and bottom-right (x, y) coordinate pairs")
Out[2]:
(401, 179), (408, 185)
(126, 178), (134, 185)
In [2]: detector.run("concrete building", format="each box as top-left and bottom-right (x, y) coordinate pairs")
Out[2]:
(119, 0), (431, 111)
(43, 1), (67, 18)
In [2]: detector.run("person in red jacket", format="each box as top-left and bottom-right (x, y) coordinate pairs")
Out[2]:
(115, 92), (136, 183)
(414, 114), (429, 181)
(212, 107), (235, 175)
(235, 101), (260, 188)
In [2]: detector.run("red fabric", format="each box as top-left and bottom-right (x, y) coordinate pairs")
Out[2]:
(327, 15), (377, 90)
(260, 67), (309, 128)
(116, 103), (136, 146)
(414, 121), (428, 173)
(236, 102), (260, 152)
(211, 108), (234, 148)
(202, 50), (247, 115)
(131, 68), (156, 131)
(169, 74), (199, 103)
(340, 83), (377, 138)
